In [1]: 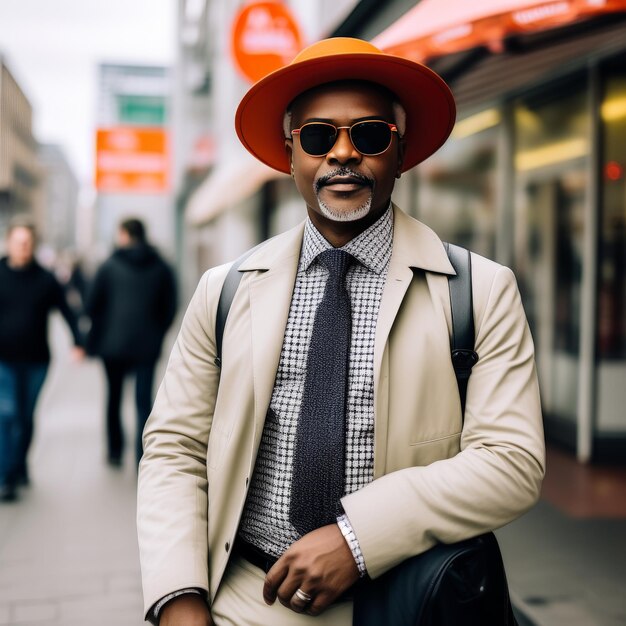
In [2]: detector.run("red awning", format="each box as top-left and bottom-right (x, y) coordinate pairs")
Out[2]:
(373, 0), (626, 62)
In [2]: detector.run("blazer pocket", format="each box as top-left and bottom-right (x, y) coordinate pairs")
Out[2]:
(408, 431), (462, 465)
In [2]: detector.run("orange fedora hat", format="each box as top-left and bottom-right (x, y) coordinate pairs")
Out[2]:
(235, 37), (456, 175)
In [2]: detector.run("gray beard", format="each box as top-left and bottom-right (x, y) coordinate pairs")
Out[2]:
(316, 192), (373, 223)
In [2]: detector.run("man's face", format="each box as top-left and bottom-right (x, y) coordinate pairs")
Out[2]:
(117, 227), (131, 247)
(6, 227), (35, 268)
(285, 82), (404, 230)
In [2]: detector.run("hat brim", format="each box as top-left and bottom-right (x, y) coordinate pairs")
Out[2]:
(235, 52), (456, 174)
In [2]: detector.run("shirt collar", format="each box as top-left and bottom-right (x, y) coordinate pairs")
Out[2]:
(300, 204), (393, 275)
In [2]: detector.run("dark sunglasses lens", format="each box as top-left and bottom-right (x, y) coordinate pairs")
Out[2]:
(299, 124), (337, 156)
(351, 122), (392, 155)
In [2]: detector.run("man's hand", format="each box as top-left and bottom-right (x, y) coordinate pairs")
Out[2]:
(263, 524), (360, 616)
(159, 594), (213, 626)
(70, 346), (86, 362)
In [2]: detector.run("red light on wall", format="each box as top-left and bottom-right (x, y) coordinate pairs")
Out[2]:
(605, 161), (623, 181)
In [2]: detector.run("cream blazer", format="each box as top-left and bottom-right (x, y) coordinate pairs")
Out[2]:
(137, 206), (545, 615)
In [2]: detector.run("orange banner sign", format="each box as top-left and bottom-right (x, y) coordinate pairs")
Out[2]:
(95, 127), (169, 192)
(231, 1), (304, 83)
(374, 0), (626, 62)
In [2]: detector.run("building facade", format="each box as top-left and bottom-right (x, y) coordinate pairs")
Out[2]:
(362, 8), (626, 464)
(174, 1), (626, 463)
(0, 57), (41, 242)
(94, 63), (173, 261)
(37, 143), (79, 252)
(174, 0), (361, 299)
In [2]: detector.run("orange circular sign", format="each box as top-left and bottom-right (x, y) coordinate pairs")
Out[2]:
(231, 1), (304, 83)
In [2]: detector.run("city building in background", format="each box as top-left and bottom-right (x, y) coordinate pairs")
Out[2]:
(172, 0), (216, 297)
(94, 63), (173, 261)
(172, 0), (626, 465)
(174, 0), (360, 298)
(352, 0), (626, 465)
(0, 56), (41, 243)
(37, 143), (79, 253)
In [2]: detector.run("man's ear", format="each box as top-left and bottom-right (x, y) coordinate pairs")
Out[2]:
(285, 140), (294, 177)
(396, 137), (406, 179)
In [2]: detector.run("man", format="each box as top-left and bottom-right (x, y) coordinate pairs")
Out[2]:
(85, 218), (176, 466)
(137, 38), (545, 625)
(0, 216), (84, 502)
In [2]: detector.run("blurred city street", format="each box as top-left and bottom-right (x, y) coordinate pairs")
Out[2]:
(499, 457), (626, 626)
(1, 1), (626, 626)
(0, 317), (145, 626)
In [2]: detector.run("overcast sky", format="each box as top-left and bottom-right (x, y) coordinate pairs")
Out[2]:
(0, 0), (176, 184)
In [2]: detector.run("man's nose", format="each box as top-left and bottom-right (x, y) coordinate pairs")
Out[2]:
(326, 127), (362, 165)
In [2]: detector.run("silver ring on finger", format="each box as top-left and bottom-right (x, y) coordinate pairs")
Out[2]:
(294, 588), (313, 603)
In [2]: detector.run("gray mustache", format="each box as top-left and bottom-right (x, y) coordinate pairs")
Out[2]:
(314, 168), (374, 193)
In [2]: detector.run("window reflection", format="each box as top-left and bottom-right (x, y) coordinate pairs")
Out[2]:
(513, 82), (588, 422)
(598, 69), (626, 360)
(415, 113), (497, 259)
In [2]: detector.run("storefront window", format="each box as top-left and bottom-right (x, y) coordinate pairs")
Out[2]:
(415, 109), (498, 259)
(598, 66), (626, 360)
(513, 80), (588, 422)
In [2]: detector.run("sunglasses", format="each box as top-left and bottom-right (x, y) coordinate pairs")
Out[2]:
(291, 120), (398, 157)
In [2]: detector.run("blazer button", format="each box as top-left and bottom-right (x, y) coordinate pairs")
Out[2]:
(225, 542), (230, 552)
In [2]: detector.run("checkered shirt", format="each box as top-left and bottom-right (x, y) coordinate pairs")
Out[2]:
(238, 206), (393, 559)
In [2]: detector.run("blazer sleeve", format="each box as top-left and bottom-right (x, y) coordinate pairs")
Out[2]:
(341, 264), (546, 580)
(137, 265), (225, 617)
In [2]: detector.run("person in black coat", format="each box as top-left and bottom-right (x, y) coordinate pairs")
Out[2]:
(0, 216), (84, 502)
(85, 218), (176, 467)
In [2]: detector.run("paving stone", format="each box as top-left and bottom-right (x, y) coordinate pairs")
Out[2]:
(0, 318), (147, 626)
(498, 500), (626, 625)
(12, 601), (58, 623)
(59, 590), (143, 620)
(0, 605), (10, 625)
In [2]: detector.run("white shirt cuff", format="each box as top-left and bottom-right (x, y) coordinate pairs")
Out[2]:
(337, 513), (367, 577)
(150, 588), (203, 623)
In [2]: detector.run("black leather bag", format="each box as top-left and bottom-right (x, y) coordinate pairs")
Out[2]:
(352, 532), (517, 626)
(352, 244), (517, 626)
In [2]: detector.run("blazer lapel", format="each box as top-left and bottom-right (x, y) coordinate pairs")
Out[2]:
(241, 223), (304, 447)
(373, 206), (455, 475)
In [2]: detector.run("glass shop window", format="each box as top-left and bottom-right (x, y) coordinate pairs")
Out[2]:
(598, 64), (626, 360)
(415, 108), (499, 260)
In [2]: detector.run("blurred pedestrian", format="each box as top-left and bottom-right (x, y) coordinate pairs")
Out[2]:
(85, 218), (176, 467)
(56, 249), (88, 316)
(0, 216), (84, 502)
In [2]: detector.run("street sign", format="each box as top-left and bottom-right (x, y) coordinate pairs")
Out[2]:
(95, 127), (169, 193)
(231, 1), (304, 83)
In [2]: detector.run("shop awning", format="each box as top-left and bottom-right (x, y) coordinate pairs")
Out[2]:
(373, 0), (626, 62)
(185, 154), (286, 225)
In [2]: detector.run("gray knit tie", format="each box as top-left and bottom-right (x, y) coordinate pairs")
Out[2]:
(290, 249), (354, 535)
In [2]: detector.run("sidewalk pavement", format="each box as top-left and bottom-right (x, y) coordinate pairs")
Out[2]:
(497, 448), (626, 626)
(1, 317), (625, 626)
(0, 317), (145, 626)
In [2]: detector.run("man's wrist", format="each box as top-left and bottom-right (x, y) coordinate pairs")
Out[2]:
(149, 588), (204, 624)
(337, 513), (367, 577)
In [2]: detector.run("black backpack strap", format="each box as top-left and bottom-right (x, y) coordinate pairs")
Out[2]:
(444, 243), (479, 417)
(216, 241), (479, 413)
(214, 244), (262, 368)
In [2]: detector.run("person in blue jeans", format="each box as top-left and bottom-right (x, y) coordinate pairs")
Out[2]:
(0, 216), (84, 502)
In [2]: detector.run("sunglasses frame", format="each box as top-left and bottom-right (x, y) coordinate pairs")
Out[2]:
(291, 120), (398, 157)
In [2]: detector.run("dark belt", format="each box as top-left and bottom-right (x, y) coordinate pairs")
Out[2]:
(233, 537), (278, 573)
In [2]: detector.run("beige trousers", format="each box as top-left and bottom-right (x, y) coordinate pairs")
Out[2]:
(211, 555), (353, 626)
